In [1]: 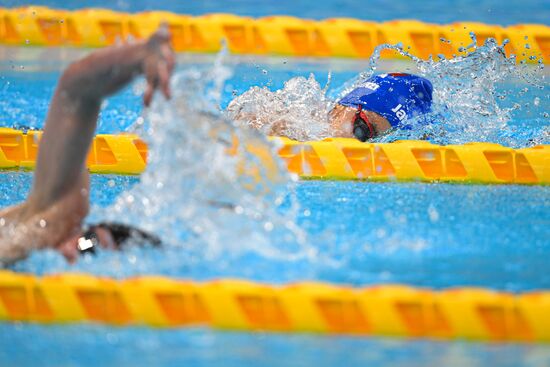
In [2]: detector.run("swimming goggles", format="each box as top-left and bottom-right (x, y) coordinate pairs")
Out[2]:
(77, 227), (100, 255)
(77, 222), (161, 255)
(352, 105), (376, 142)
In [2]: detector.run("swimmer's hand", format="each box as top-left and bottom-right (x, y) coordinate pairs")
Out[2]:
(58, 25), (175, 107)
(142, 26), (175, 106)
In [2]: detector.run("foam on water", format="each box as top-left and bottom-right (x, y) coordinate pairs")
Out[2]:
(226, 73), (334, 141)
(376, 37), (548, 147)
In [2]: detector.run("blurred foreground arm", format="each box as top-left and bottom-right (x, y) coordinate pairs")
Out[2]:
(29, 26), (175, 213)
(0, 27), (175, 264)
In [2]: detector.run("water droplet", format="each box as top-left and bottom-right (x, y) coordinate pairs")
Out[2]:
(261, 69), (268, 75)
(39, 219), (47, 228)
(533, 97), (540, 106)
(376, 228), (386, 238)
(525, 44), (531, 49)
(108, 180), (115, 187)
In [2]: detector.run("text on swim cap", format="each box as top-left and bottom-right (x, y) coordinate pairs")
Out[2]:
(363, 82), (380, 90)
(391, 104), (407, 121)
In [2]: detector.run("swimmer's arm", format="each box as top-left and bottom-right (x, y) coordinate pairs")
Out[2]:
(0, 205), (29, 264)
(0, 240), (26, 266)
(28, 28), (174, 212)
(0, 224), (43, 265)
(59, 30), (174, 107)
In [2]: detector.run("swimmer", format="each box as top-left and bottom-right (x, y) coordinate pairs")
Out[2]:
(229, 73), (433, 141)
(0, 26), (175, 265)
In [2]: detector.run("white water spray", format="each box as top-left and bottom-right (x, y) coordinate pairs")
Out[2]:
(94, 55), (314, 265)
(229, 35), (548, 147)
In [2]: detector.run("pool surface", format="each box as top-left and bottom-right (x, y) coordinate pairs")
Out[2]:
(5, 0), (550, 26)
(2, 324), (550, 367)
(0, 1), (549, 366)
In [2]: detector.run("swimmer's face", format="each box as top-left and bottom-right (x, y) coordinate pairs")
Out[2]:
(328, 104), (393, 139)
(328, 104), (357, 138)
(57, 227), (117, 263)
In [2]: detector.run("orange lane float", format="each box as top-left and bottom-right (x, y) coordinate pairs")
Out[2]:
(0, 7), (548, 63)
(0, 128), (548, 184)
(0, 270), (549, 342)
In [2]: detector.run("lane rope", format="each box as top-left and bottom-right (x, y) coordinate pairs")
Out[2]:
(0, 6), (548, 63)
(0, 128), (547, 184)
(0, 270), (548, 342)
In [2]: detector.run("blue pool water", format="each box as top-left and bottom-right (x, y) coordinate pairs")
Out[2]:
(1, 173), (549, 291)
(0, 50), (549, 365)
(2, 324), (550, 367)
(0, 1), (549, 365)
(4, 0), (550, 26)
(1, 49), (548, 147)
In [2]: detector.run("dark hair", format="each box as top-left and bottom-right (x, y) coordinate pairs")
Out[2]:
(79, 222), (161, 255)
(95, 222), (162, 247)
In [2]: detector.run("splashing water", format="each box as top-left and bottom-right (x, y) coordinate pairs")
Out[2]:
(91, 55), (314, 269)
(10, 36), (546, 276)
(391, 37), (547, 146)
(226, 73), (334, 141)
(229, 35), (548, 147)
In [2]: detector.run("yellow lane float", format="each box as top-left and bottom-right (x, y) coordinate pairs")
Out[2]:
(0, 6), (548, 63)
(0, 270), (548, 342)
(0, 128), (547, 184)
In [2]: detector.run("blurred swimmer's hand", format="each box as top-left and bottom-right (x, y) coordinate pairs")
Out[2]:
(57, 25), (175, 106)
(0, 25), (178, 265)
(142, 25), (175, 106)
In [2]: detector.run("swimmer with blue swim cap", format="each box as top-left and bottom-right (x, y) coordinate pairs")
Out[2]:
(329, 73), (433, 141)
(228, 72), (433, 141)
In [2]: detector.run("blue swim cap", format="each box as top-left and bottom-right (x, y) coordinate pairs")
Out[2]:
(338, 73), (433, 128)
